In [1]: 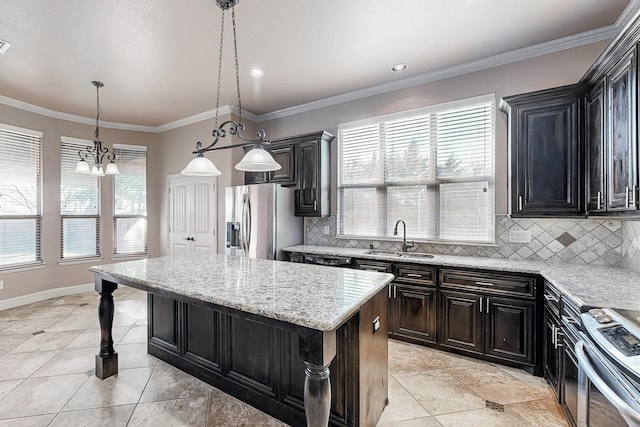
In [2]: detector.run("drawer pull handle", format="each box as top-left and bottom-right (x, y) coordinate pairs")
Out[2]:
(406, 273), (423, 278)
(562, 315), (580, 326)
(479, 296), (483, 313)
(544, 294), (558, 302)
(475, 281), (494, 287)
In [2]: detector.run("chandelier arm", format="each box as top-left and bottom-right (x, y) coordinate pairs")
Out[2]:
(192, 120), (268, 154)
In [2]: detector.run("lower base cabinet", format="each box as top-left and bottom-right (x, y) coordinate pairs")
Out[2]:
(390, 284), (437, 344)
(439, 290), (483, 354)
(147, 291), (389, 427)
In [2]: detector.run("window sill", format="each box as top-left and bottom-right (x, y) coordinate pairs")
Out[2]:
(111, 254), (148, 261)
(0, 262), (46, 275)
(58, 257), (103, 266)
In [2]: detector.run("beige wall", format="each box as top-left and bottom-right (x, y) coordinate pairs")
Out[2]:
(0, 103), (161, 300)
(0, 40), (610, 301)
(260, 41), (610, 216)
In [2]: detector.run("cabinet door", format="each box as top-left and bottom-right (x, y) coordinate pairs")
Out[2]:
(295, 139), (320, 215)
(543, 307), (561, 399)
(439, 290), (483, 354)
(586, 82), (606, 212)
(390, 285), (436, 344)
(268, 144), (296, 185)
(484, 297), (535, 364)
(607, 48), (638, 211)
(512, 95), (581, 216)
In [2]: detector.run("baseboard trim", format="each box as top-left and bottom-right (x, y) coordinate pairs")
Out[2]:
(0, 283), (95, 311)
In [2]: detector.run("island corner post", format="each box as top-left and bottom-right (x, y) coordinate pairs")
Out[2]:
(93, 274), (342, 427)
(95, 276), (118, 380)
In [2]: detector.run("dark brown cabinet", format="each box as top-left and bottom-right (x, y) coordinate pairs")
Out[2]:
(244, 131), (333, 217)
(559, 298), (581, 427)
(500, 85), (583, 216)
(543, 281), (562, 400)
(389, 264), (437, 344)
(294, 133), (332, 217)
(607, 48), (638, 211)
(586, 82), (606, 212)
(439, 268), (540, 370)
(586, 47), (640, 214)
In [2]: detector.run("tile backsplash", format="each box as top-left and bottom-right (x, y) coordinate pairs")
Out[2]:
(305, 215), (632, 268)
(622, 220), (640, 273)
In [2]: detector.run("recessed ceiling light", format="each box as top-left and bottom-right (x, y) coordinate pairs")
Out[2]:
(0, 39), (12, 54)
(249, 69), (264, 78)
(391, 64), (408, 72)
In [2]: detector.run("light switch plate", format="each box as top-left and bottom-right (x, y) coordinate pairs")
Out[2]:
(0, 280), (3, 290)
(509, 230), (531, 244)
(323, 225), (330, 235)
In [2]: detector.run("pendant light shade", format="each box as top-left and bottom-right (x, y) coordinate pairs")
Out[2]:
(90, 165), (105, 177)
(235, 146), (282, 172)
(181, 155), (222, 176)
(105, 161), (120, 175)
(75, 159), (91, 174)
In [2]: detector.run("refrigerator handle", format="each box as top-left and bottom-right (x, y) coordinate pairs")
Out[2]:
(242, 193), (251, 254)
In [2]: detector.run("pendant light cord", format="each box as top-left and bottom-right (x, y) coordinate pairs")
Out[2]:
(95, 84), (101, 141)
(232, 8), (242, 122)
(214, 9), (226, 131)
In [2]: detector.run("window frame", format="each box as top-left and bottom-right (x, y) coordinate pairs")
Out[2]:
(0, 123), (43, 271)
(60, 136), (101, 261)
(112, 144), (147, 256)
(337, 94), (496, 245)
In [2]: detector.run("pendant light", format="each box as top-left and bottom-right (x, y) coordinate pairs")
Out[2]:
(181, 0), (280, 176)
(75, 81), (120, 176)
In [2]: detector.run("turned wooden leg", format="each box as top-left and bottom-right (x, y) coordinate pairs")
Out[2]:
(95, 278), (118, 379)
(304, 362), (331, 427)
(298, 328), (336, 427)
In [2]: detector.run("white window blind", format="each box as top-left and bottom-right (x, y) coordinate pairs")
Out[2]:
(338, 95), (495, 244)
(0, 124), (43, 269)
(113, 144), (147, 255)
(60, 137), (100, 259)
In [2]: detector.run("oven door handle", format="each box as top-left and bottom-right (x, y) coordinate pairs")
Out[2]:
(575, 340), (640, 427)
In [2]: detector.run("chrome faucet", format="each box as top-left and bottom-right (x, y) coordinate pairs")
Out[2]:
(393, 220), (414, 252)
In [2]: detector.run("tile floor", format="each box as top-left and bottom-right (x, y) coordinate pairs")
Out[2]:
(0, 287), (568, 426)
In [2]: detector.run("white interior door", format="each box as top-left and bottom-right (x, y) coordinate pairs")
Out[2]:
(168, 175), (217, 256)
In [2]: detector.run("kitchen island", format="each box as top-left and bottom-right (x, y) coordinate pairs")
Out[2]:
(90, 255), (394, 427)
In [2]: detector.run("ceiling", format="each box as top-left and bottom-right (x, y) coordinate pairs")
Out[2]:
(0, 0), (635, 128)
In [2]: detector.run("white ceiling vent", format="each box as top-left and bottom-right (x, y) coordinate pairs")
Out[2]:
(0, 40), (12, 54)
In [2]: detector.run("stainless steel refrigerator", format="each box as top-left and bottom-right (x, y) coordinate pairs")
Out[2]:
(225, 183), (303, 260)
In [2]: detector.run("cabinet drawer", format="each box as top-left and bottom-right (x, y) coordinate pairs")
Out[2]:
(394, 264), (436, 286)
(440, 268), (536, 298)
(353, 259), (393, 273)
(543, 280), (561, 315)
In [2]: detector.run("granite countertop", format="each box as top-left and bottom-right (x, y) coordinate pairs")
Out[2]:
(283, 245), (640, 311)
(90, 254), (394, 331)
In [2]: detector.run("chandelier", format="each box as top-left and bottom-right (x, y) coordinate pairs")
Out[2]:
(181, 0), (280, 176)
(74, 81), (120, 177)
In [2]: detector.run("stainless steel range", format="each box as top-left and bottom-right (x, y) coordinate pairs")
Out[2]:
(577, 308), (640, 426)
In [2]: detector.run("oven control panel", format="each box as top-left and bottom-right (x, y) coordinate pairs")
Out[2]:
(582, 308), (640, 377)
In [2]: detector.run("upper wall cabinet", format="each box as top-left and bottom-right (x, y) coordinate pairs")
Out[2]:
(244, 131), (334, 217)
(586, 49), (639, 213)
(500, 85), (584, 217)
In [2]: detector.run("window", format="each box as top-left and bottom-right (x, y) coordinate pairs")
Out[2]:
(338, 94), (495, 244)
(60, 137), (100, 260)
(113, 144), (147, 255)
(0, 124), (43, 269)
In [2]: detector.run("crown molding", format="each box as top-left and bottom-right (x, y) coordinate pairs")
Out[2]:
(0, 13), (632, 130)
(254, 24), (619, 122)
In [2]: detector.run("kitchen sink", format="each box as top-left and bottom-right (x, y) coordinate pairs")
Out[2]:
(364, 250), (434, 259)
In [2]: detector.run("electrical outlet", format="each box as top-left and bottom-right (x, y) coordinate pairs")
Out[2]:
(0, 280), (3, 290)
(508, 230), (531, 244)
(323, 225), (330, 235)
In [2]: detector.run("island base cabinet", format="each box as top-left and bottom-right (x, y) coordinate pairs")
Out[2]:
(147, 290), (388, 427)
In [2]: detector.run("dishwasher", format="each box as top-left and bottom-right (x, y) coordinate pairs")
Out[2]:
(303, 254), (352, 268)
